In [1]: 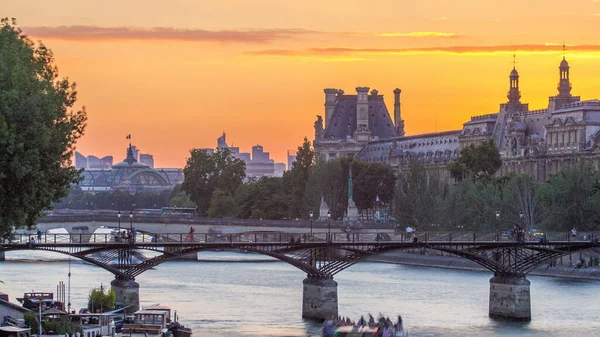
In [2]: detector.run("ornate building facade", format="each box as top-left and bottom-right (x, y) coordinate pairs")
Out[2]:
(314, 57), (600, 181)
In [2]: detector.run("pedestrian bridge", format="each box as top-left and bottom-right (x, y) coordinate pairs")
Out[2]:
(1, 231), (598, 322)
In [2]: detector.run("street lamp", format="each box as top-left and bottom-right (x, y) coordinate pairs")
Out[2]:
(309, 210), (314, 235)
(519, 211), (524, 243)
(117, 211), (121, 231)
(327, 210), (332, 242)
(129, 211), (133, 242)
(495, 211), (500, 241)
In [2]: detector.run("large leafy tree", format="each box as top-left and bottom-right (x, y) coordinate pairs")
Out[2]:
(0, 18), (87, 232)
(88, 286), (116, 313)
(235, 177), (288, 219)
(182, 148), (245, 216)
(448, 139), (501, 182)
(283, 137), (315, 218)
(537, 163), (600, 231)
(395, 159), (446, 230)
(352, 161), (396, 210)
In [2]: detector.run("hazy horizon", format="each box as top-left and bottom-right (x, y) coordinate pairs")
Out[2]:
(6, 0), (600, 167)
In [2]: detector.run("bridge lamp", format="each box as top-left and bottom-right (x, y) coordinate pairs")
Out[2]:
(327, 210), (332, 241)
(309, 210), (314, 235)
(129, 211), (133, 233)
(118, 211), (122, 232)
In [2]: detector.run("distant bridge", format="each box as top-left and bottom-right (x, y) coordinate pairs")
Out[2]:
(2, 230), (598, 321)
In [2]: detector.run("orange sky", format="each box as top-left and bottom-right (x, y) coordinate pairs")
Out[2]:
(6, 0), (600, 167)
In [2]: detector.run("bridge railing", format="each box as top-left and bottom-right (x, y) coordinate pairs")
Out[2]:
(2, 231), (597, 246)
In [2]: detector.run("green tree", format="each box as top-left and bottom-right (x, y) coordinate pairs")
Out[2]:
(448, 139), (501, 182)
(207, 188), (235, 218)
(537, 163), (600, 231)
(284, 137), (315, 218)
(88, 286), (116, 313)
(236, 177), (288, 219)
(501, 174), (540, 230)
(0, 18), (87, 233)
(352, 161), (396, 210)
(182, 148), (245, 216)
(395, 159), (445, 230)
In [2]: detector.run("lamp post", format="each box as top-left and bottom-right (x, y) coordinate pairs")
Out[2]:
(129, 211), (133, 243)
(117, 211), (121, 231)
(327, 210), (332, 242)
(495, 211), (500, 241)
(519, 211), (524, 243)
(309, 210), (314, 235)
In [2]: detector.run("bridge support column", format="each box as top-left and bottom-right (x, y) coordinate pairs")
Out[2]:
(111, 278), (140, 313)
(0, 251), (4, 261)
(302, 277), (338, 321)
(489, 274), (531, 321)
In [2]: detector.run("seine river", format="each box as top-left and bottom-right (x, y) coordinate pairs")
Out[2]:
(2, 250), (599, 337)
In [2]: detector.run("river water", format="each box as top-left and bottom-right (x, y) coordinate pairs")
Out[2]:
(1, 250), (599, 337)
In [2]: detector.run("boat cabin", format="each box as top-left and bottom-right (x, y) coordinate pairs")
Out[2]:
(121, 310), (168, 337)
(69, 313), (119, 337)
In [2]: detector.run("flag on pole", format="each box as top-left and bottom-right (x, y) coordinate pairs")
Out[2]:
(126, 134), (131, 139)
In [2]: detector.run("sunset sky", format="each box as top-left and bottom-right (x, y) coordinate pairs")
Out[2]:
(6, 0), (600, 168)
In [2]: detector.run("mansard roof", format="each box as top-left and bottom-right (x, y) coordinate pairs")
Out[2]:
(357, 130), (460, 163)
(323, 94), (397, 140)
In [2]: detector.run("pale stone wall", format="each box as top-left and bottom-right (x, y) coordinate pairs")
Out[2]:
(302, 277), (338, 320)
(488, 275), (531, 321)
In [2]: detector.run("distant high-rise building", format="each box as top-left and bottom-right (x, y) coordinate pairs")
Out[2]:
(287, 150), (297, 170)
(75, 151), (87, 169)
(274, 163), (286, 177)
(74, 151), (113, 169)
(140, 153), (155, 168)
(215, 134), (277, 178)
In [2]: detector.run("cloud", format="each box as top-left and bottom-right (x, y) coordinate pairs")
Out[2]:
(22, 25), (317, 43)
(376, 32), (462, 38)
(247, 44), (600, 57)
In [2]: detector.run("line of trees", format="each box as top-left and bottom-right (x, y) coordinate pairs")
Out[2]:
(181, 138), (397, 220)
(397, 140), (600, 232)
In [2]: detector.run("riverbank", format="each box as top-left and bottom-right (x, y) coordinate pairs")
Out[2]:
(370, 251), (600, 280)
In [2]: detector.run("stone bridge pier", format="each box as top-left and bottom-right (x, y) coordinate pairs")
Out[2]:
(111, 277), (140, 313)
(302, 277), (338, 320)
(489, 274), (531, 321)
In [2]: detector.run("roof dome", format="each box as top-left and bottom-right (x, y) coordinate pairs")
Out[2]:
(510, 68), (519, 77)
(560, 58), (569, 69)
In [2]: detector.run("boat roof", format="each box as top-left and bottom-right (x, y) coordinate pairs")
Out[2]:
(134, 310), (168, 316)
(145, 305), (171, 311)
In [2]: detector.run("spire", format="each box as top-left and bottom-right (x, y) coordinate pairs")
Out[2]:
(124, 144), (137, 165)
(558, 44), (572, 97)
(507, 53), (521, 104)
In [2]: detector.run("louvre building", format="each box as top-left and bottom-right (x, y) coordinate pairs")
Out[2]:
(314, 57), (600, 181)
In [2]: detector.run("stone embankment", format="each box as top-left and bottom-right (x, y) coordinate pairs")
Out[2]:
(370, 251), (600, 280)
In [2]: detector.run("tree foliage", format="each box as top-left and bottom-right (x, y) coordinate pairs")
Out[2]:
(352, 161), (396, 210)
(537, 163), (600, 231)
(236, 177), (288, 220)
(448, 139), (501, 182)
(0, 18), (87, 233)
(283, 137), (315, 218)
(395, 159), (445, 230)
(88, 286), (116, 313)
(207, 188), (235, 218)
(182, 148), (245, 216)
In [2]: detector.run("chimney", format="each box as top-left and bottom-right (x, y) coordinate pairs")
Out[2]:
(393, 88), (405, 136)
(324, 88), (338, 127)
